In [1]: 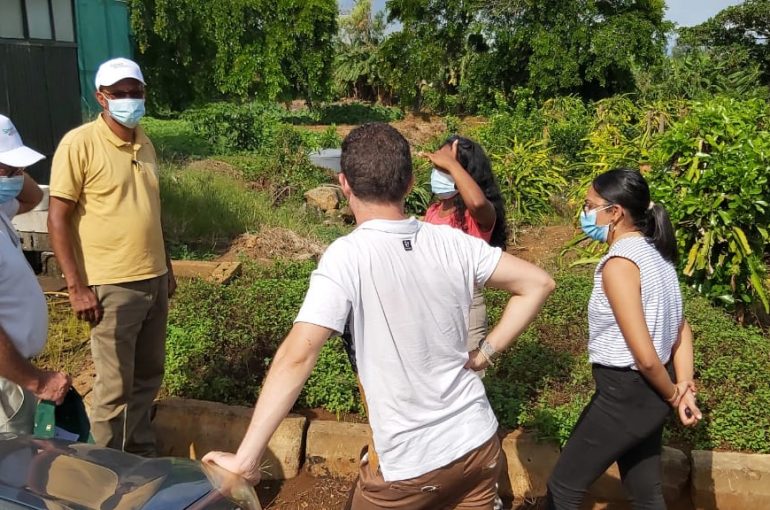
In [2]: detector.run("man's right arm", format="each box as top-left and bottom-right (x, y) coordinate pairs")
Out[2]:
(0, 326), (70, 405)
(202, 322), (333, 483)
(47, 197), (102, 324)
(467, 252), (555, 370)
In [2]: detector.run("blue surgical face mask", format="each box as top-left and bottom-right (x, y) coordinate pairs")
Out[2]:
(107, 98), (145, 128)
(430, 168), (458, 200)
(0, 175), (24, 204)
(580, 205), (613, 242)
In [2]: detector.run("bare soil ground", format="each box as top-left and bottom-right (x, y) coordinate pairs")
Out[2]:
(257, 472), (694, 510)
(508, 224), (578, 268)
(218, 227), (327, 263)
(258, 472), (352, 509)
(304, 113), (486, 147)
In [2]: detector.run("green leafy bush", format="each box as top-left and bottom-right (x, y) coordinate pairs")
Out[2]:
(141, 117), (212, 160)
(490, 139), (567, 224)
(298, 338), (365, 416)
(484, 272), (591, 432)
(164, 261), (316, 404)
(649, 96), (770, 315)
(282, 102), (404, 125)
(540, 96), (591, 162)
(636, 47), (768, 103)
(165, 261), (363, 414)
(486, 271), (770, 453)
(669, 287), (770, 453)
(167, 263), (769, 452)
(183, 101), (284, 153)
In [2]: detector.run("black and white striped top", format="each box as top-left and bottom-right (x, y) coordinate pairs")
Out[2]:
(587, 236), (683, 368)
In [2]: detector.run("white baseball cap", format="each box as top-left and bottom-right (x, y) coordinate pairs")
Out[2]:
(0, 115), (45, 168)
(94, 57), (145, 89)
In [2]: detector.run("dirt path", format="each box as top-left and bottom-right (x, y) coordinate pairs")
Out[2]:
(508, 224), (579, 268)
(257, 471), (694, 510)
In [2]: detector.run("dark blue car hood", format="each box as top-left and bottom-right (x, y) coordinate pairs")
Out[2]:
(0, 433), (230, 509)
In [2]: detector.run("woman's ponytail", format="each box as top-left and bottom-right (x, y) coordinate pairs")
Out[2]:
(643, 202), (677, 263)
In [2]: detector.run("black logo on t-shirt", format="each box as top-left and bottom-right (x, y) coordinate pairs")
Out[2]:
(402, 240), (413, 251)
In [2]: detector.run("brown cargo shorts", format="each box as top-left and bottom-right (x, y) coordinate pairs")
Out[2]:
(346, 434), (502, 510)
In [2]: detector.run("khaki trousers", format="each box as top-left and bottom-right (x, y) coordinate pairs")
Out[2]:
(468, 288), (488, 378)
(348, 434), (502, 510)
(467, 288), (488, 351)
(90, 274), (168, 456)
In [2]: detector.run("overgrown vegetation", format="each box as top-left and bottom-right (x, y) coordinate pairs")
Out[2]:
(163, 261), (363, 415)
(161, 267), (770, 453)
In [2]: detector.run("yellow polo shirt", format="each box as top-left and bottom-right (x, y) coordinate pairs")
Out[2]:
(49, 115), (167, 286)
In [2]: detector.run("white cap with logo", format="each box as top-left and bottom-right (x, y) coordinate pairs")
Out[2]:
(0, 115), (45, 168)
(94, 57), (145, 89)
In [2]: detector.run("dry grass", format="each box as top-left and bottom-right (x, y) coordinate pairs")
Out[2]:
(219, 226), (327, 262)
(35, 297), (92, 376)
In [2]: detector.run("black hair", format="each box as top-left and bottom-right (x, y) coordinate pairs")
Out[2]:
(592, 168), (677, 263)
(341, 123), (412, 203)
(444, 135), (508, 249)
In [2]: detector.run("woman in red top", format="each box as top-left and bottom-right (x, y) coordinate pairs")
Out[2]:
(422, 136), (508, 369)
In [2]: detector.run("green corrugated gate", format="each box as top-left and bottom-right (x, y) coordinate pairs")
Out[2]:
(75, 0), (133, 119)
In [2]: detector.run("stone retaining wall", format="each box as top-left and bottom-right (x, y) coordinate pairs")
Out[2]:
(151, 398), (770, 509)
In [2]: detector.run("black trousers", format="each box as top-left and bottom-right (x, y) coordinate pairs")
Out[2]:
(546, 364), (671, 510)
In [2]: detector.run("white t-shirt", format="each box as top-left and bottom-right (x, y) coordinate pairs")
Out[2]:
(295, 218), (502, 481)
(588, 236), (683, 368)
(0, 199), (48, 358)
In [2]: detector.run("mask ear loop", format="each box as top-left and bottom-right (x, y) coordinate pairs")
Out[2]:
(606, 204), (620, 234)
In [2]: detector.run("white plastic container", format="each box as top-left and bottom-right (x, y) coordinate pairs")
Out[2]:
(309, 148), (342, 173)
(12, 184), (50, 234)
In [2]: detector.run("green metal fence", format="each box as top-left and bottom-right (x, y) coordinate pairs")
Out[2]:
(75, 0), (133, 119)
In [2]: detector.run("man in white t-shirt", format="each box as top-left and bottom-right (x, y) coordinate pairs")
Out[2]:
(0, 115), (71, 434)
(204, 123), (555, 509)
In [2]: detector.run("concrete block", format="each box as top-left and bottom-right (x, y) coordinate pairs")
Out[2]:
(170, 260), (242, 284)
(209, 261), (242, 284)
(691, 450), (770, 510)
(499, 430), (561, 500)
(152, 398), (306, 480)
(12, 210), (48, 233)
(589, 446), (690, 504)
(305, 421), (370, 479)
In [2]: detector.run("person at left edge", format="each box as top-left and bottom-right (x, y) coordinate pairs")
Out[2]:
(0, 114), (71, 434)
(47, 58), (176, 456)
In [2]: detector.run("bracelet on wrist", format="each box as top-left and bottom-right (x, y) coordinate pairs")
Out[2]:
(478, 339), (500, 366)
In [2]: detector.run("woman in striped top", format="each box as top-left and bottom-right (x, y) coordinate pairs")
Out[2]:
(546, 169), (702, 510)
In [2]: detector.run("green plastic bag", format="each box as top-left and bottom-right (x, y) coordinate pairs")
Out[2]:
(34, 388), (93, 443)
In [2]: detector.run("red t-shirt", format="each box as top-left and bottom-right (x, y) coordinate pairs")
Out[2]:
(424, 203), (494, 243)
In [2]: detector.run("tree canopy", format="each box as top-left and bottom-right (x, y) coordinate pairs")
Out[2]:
(678, 0), (770, 83)
(375, 0), (672, 111)
(129, 0), (337, 111)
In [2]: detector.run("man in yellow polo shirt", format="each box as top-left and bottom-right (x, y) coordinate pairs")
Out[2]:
(48, 58), (176, 456)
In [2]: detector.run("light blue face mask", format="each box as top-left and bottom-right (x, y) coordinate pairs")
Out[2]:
(579, 205), (613, 242)
(0, 175), (24, 204)
(430, 168), (458, 200)
(107, 98), (146, 128)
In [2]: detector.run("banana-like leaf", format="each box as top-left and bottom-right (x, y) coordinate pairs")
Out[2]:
(569, 257), (602, 267)
(732, 226), (752, 256)
(684, 239), (700, 276)
(749, 270), (770, 313)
